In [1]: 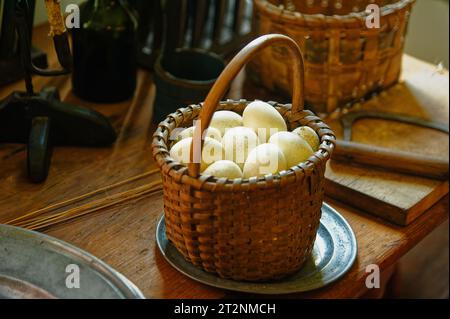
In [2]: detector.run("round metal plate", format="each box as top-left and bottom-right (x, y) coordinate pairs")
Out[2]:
(0, 225), (145, 299)
(156, 203), (357, 294)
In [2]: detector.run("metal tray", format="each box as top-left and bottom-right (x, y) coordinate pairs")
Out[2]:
(156, 203), (357, 294)
(0, 225), (145, 299)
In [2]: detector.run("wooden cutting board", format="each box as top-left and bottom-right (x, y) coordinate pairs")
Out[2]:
(323, 56), (449, 225)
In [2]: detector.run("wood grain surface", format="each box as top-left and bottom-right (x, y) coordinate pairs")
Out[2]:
(0, 24), (448, 298)
(323, 57), (449, 225)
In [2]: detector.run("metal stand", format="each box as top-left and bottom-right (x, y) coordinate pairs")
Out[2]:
(0, 0), (116, 183)
(0, 0), (47, 86)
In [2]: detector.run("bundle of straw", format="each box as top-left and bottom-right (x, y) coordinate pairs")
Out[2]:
(5, 169), (163, 231)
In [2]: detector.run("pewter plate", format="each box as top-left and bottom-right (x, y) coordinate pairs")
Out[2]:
(156, 203), (357, 294)
(0, 225), (145, 299)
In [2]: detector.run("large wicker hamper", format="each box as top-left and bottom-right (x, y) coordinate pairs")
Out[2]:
(152, 34), (336, 281)
(250, 0), (416, 114)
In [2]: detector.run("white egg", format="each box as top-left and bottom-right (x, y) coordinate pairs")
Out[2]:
(174, 126), (222, 143)
(242, 101), (287, 143)
(243, 143), (287, 178)
(222, 126), (259, 169)
(293, 126), (320, 151)
(210, 111), (243, 135)
(269, 131), (314, 168)
(202, 160), (243, 179)
(170, 137), (224, 172)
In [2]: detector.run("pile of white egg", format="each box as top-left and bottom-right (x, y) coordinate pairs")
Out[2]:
(170, 101), (320, 179)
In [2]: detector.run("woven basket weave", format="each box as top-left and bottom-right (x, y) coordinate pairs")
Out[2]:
(250, 0), (415, 114)
(152, 34), (336, 281)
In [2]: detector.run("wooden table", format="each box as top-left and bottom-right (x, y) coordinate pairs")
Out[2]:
(0, 25), (448, 298)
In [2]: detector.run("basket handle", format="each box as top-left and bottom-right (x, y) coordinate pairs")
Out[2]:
(188, 34), (305, 177)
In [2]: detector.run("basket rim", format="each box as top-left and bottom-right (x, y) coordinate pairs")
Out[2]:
(254, 0), (415, 26)
(152, 99), (336, 192)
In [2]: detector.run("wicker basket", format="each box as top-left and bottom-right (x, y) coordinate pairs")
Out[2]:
(250, 0), (415, 114)
(152, 34), (336, 281)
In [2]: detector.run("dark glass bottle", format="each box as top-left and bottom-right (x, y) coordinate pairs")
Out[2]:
(72, 0), (138, 103)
